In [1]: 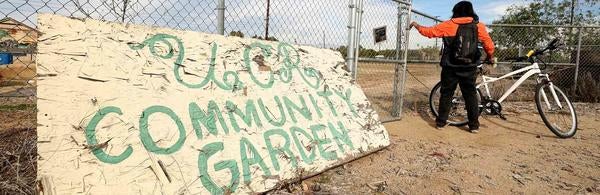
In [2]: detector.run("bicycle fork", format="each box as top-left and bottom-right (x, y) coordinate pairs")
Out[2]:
(537, 74), (563, 110)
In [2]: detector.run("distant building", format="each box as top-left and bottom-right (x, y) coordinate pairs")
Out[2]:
(0, 17), (38, 81)
(0, 17), (39, 45)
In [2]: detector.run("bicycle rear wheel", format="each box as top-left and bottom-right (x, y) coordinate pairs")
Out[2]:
(429, 82), (481, 126)
(534, 83), (577, 138)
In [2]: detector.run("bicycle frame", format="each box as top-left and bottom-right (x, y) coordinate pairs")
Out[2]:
(477, 62), (563, 109)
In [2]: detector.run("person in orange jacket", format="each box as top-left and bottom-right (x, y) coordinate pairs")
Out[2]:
(410, 1), (495, 133)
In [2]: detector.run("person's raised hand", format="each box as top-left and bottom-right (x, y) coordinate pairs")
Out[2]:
(410, 21), (419, 29)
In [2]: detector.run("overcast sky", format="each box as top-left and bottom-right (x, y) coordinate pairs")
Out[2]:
(413, 0), (530, 24)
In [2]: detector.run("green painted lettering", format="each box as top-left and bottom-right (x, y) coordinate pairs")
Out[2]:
(282, 95), (312, 123)
(263, 129), (297, 171)
(308, 94), (323, 118)
(130, 35), (241, 90)
(317, 89), (338, 116)
(257, 97), (286, 127)
(226, 100), (262, 132)
(334, 88), (358, 117)
(189, 101), (230, 139)
(310, 124), (337, 160)
(139, 105), (186, 154)
(85, 106), (133, 164)
(277, 43), (321, 89)
(240, 137), (271, 184)
(130, 35), (323, 90)
(328, 122), (354, 153)
(198, 142), (240, 194)
(290, 126), (316, 164)
(244, 43), (275, 88)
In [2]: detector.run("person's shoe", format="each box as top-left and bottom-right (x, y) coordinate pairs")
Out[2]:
(469, 126), (479, 134)
(435, 122), (446, 130)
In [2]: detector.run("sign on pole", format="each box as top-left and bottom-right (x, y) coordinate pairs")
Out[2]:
(373, 26), (387, 44)
(36, 14), (390, 194)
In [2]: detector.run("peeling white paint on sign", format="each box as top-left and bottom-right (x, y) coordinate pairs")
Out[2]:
(36, 13), (390, 194)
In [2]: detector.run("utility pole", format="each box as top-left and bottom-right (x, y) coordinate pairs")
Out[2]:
(121, 0), (128, 23)
(568, 0), (577, 52)
(434, 16), (440, 49)
(264, 0), (271, 39)
(570, 0), (577, 26)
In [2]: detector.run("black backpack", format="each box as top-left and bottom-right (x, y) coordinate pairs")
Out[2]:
(446, 22), (481, 66)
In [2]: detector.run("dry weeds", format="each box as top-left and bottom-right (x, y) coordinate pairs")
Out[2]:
(0, 128), (37, 195)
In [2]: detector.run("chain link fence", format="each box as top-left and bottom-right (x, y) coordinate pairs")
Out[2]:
(1, 0), (597, 193)
(0, 0), (353, 136)
(0, 0), (598, 128)
(0, 1), (349, 193)
(0, 1), (598, 191)
(0, 0), (350, 94)
(1, 0), (351, 194)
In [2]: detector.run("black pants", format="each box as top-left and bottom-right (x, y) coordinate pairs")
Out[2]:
(436, 66), (480, 128)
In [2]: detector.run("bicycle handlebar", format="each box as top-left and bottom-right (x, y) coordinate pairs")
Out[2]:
(528, 38), (562, 58)
(505, 38), (563, 65)
(478, 38), (561, 69)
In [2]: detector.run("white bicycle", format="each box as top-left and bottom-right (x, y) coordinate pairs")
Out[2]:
(429, 39), (578, 138)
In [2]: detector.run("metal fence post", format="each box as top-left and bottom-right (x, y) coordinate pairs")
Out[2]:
(391, 0), (411, 118)
(391, 3), (403, 117)
(217, 0), (225, 35)
(346, 0), (358, 75)
(352, 0), (364, 80)
(573, 27), (583, 91)
(397, 0), (412, 119)
(518, 45), (523, 57)
(434, 20), (439, 49)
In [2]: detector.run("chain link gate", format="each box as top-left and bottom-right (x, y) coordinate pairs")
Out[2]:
(351, 0), (412, 122)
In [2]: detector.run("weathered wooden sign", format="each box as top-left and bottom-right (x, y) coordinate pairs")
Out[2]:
(36, 14), (390, 194)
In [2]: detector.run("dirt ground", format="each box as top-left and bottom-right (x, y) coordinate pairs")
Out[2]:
(2, 101), (599, 194)
(0, 58), (36, 82)
(0, 59), (37, 97)
(275, 103), (600, 194)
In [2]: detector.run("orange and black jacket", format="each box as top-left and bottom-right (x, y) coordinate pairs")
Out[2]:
(415, 17), (495, 67)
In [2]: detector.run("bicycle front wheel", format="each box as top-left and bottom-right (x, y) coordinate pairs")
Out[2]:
(534, 83), (578, 138)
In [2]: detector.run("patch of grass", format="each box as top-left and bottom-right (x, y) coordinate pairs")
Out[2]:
(0, 104), (35, 111)
(0, 81), (27, 87)
(315, 174), (332, 184)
